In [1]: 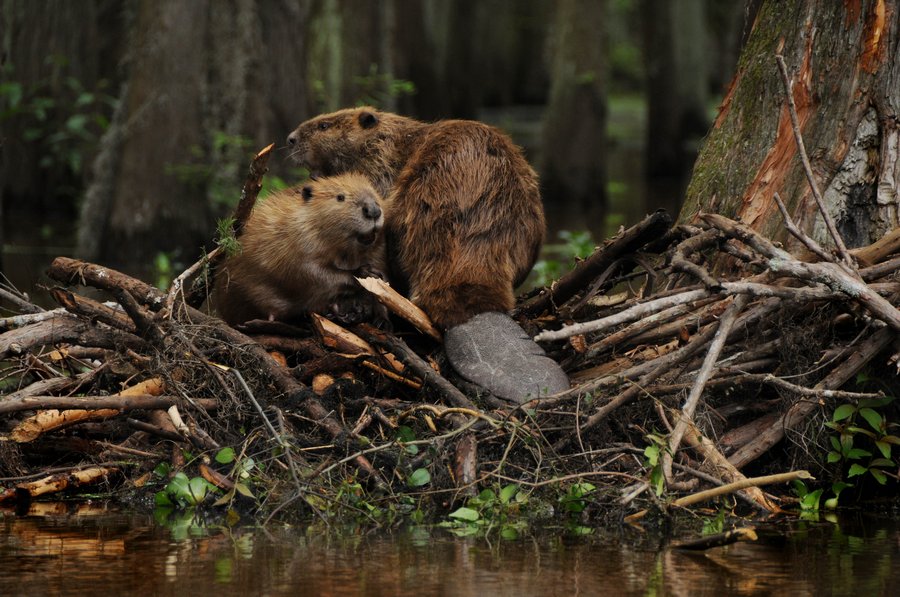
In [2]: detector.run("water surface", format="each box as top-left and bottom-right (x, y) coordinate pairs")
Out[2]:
(1, 503), (898, 596)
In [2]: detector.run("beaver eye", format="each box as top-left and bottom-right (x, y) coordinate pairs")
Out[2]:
(336, 194), (345, 202)
(317, 121), (331, 131)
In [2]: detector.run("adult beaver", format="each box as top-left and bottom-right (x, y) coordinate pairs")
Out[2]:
(287, 108), (569, 401)
(215, 172), (387, 326)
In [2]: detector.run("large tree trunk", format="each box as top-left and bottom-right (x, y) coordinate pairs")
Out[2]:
(77, 0), (315, 268)
(680, 0), (900, 251)
(644, 0), (711, 178)
(540, 0), (607, 211)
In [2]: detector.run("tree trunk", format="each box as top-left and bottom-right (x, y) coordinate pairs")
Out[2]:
(77, 0), (315, 268)
(644, 0), (710, 178)
(680, 0), (900, 252)
(540, 0), (607, 210)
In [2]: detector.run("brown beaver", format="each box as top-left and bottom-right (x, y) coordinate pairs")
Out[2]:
(214, 172), (387, 325)
(287, 107), (546, 330)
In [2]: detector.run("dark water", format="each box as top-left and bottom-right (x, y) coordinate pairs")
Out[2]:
(1, 503), (899, 596)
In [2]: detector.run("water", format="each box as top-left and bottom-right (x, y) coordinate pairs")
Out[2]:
(1, 503), (899, 596)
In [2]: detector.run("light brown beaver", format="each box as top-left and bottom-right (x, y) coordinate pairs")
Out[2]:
(287, 107), (546, 330)
(214, 172), (387, 326)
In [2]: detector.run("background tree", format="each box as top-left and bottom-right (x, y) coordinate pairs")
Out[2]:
(680, 0), (899, 252)
(541, 0), (607, 218)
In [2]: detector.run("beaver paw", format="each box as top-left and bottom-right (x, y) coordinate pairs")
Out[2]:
(327, 297), (391, 330)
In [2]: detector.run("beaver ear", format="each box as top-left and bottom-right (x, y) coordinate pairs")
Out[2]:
(301, 185), (313, 201)
(358, 111), (378, 129)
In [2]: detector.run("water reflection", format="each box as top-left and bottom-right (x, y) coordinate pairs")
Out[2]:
(2, 503), (899, 596)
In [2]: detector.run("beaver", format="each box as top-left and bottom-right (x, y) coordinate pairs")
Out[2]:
(214, 172), (387, 326)
(287, 108), (569, 402)
(287, 107), (546, 330)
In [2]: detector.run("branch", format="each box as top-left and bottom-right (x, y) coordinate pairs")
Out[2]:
(775, 54), (853, 268)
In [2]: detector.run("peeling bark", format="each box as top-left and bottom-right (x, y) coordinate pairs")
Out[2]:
(681, 0), (900, 250)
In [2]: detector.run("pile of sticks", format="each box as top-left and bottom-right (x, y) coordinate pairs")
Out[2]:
(2, 55), (899, 518)
(2, 193), (899, 517)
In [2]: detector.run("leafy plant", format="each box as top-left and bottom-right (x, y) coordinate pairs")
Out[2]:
(643, 432), (668, 496)
(825, 397), (898, 487)
(155, 472), (220, 508)
(440, 484), (528, 539)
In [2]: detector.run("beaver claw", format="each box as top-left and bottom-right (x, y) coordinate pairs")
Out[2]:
(444, 312), (569, 403)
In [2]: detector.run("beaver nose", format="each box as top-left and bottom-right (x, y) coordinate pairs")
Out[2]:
(362, 198), (382, 221)
(287, 131), (299, 146)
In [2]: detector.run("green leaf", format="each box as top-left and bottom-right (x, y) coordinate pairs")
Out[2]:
(870, 468), (888, 485)
(848, 464), (868, 478)
(859, 396), (894, 409)
(407, 468), (431, 487)
(847, 448), (872, 460)
(875, 440), (892, 459)
(650, 465), (665, 496)
(154, 491), (174, 506)
(846, 426), (876, 438)
(153, 462), (171, 478)
(448, 507), (480, 522)
(829, 436), (842, 452)
(826, 451), (842, 464)
(234, 482), (254, 498)
(188, 476), (211, 504)
(644, 443), (660, 466)
(859, 408), (884, 433)
(500, 526), (520, 541)
(833, 404), (856, 422)
(499, 484), (519, 504)
(869, 458), (895, 468)
(215, 447), (236, 464)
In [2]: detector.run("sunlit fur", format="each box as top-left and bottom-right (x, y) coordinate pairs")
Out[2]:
(288, 108), (546, 329)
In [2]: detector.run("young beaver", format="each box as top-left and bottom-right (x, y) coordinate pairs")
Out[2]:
(287, 107), (545, 330)
(215, 173), (387, 325)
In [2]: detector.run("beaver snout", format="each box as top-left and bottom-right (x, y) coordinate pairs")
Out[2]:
(287, 131), (300, 146)
(361, 197), (382, 221)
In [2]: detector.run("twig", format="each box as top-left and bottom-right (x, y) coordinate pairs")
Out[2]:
(663, 294), (748, 484)
(775, 54), (853, 267)
(773, 192), (833, 263)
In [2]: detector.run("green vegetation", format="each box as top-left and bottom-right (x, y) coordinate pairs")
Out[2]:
(0, 57), (117, 198)
(825, 394), (899, 487)
(530, 230), (597, 288)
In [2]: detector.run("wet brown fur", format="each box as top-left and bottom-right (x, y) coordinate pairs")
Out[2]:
(215, 173), (387, 325)
(288, 108), (545, 329)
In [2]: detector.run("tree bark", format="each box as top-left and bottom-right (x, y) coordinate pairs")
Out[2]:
(77, 0), (315, 268)
(680, 0), (900, 251)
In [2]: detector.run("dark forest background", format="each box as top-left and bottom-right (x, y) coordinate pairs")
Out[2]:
(0, 0), (758, 289)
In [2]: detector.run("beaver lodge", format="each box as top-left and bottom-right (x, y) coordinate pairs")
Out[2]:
(3, 139), (900, 536)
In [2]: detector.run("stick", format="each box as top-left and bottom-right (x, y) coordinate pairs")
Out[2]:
(775, 54), (853, 267)
(662, 294), (748, 484)
(516, 210), (672, 318)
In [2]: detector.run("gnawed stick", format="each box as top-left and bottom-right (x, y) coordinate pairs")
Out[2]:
(0, 466), (120, 503)
(356, 276), (441, 340)
(676, 411), (779, 512)
(662, 294), (748, 485)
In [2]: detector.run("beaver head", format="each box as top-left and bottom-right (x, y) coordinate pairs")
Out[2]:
(287, 108), (425, 196)
(287, 108), (385, 177)
(299, 172), (385, 250)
